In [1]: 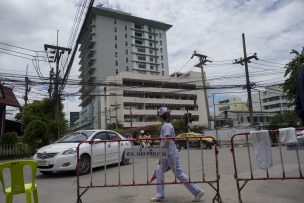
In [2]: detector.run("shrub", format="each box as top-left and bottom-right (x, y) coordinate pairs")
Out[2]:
(1, 131), (18, 145)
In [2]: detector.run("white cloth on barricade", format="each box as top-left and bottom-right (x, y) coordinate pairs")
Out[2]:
(279, 127), (298, 144)
(250, 130), (273, 170)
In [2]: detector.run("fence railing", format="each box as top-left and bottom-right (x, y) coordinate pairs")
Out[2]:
(0, 144), (32, 159)
(230, 129), (304, 203)
(76, 136), (222, 203)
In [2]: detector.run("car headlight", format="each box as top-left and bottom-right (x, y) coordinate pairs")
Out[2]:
(62, 148), (77, 155)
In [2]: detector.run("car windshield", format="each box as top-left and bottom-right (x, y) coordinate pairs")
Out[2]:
(56, 131), (95, 143)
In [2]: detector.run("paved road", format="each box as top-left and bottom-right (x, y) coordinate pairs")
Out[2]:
(1, 147), (303, 203)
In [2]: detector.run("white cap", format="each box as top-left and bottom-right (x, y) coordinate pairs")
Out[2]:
(157, 107), (171, 116)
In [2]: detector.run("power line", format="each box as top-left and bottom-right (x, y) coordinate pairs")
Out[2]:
(0, 50), (33, 60)
(258, 59), (287, 66)
(0, 41), (43, 52)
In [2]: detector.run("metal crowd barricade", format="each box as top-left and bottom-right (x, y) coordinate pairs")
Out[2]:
(76, 136), (222, 203)
(230, 129), (304, 203)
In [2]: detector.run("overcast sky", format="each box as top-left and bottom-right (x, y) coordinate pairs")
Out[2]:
(0, 0), (303, 120)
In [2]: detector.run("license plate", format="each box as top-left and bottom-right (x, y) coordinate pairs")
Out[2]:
(37, 160), (49, 166)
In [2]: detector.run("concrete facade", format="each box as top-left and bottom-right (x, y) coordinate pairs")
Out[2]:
(78, 71), (208, 129)
(215, 97), (248, 116)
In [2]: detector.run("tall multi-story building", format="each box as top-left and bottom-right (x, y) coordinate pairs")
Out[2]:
(78, 71), (209, 129)
(78, 6), (172, 114)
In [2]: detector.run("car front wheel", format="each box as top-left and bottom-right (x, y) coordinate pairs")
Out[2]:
(201, 141), (208, 149)
(79, 154), (91, 175)
(120, 151), (130, 165)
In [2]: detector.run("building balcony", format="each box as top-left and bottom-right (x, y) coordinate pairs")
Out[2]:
(131, 43), (158, 50)
(131, 28), (158, 35)
(79, 66), (96, 78)
(131, 51), (159, 58)
(131, 35), (158, 43)
(79, 48), (96, 59)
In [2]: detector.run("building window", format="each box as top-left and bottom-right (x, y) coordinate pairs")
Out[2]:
(135, 40), (143, 45)
(150, 65), (154, 70)
(134, 24), (142, 29)
(126, 66), (129, 71)
(138, 55), (146, 61)
(160, 48), (163, 53)
(125, 50), (128, 55)
(148, 27), (152, 32)
(125, 25), (128, 30)
(160, 41), (162, 45)
(138, 47), (145, 53)
(114, 27), (117, 32)
(149, 57), (153, 62)
(149, 35), (152, 40)
(149, 42), (153, 47)
(114, 19), (117, 24)
(149, 49), (154, 54)
(115, 52), (118, 57)
(126, 58), (129, 63)
(115, 35), (117, 41)
(161, 63), (164, 68)
(116, 69), (118, 75)
(138, 64), (146, 69)
(135, 32), (142, 37)
(115, 61), (118, 66)
(161, 56), (163, 60)
(125, 41), (128, 46)
(162, 71), (164, 75)
(125, 33), (127, 38)
(159, 33), (162, 38)
(156, 67), (158, 71)
(115, 44), (117, 49)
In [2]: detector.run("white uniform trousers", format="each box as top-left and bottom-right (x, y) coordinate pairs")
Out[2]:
(155, 154), (202, 198)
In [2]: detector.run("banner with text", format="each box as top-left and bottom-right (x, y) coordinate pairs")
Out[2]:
(125, 148), (168, 159)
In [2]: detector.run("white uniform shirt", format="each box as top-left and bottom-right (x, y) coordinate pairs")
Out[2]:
(160, 122), (178, 156)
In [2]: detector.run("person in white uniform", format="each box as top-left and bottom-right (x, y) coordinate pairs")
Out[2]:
(150, 107), (204, 202)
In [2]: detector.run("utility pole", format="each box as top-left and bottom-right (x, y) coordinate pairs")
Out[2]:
(24, 65), (30, 105)
(110, 104), (120, 129)
(258, 90), (265, 128)
(48, 68), (54, 99)
(44, 41), (71, 139)
(234, 33), (258, 126)
(191, 51), (212, 129)
(186, 108), (190, 132)
(104, 107), (107, 129)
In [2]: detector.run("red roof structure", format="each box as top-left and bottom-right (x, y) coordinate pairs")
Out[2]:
(0, 85), (20, 107)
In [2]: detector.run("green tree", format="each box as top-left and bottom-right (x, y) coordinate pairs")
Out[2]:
(107, 123), (124, 131)
(1, 131), (18, 145)
(172, 119), (188, 134)
(269, 111), (300, 128)
(283, 49), (304, 103)
(224, 118), (234, 128)
(192, 125), (207, 133)
(16, 98), (67, 149)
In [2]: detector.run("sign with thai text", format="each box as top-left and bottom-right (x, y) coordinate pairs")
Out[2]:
(125, 148), (168, 159)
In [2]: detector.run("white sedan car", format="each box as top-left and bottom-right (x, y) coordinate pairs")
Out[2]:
(33, 130), (131, 175)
